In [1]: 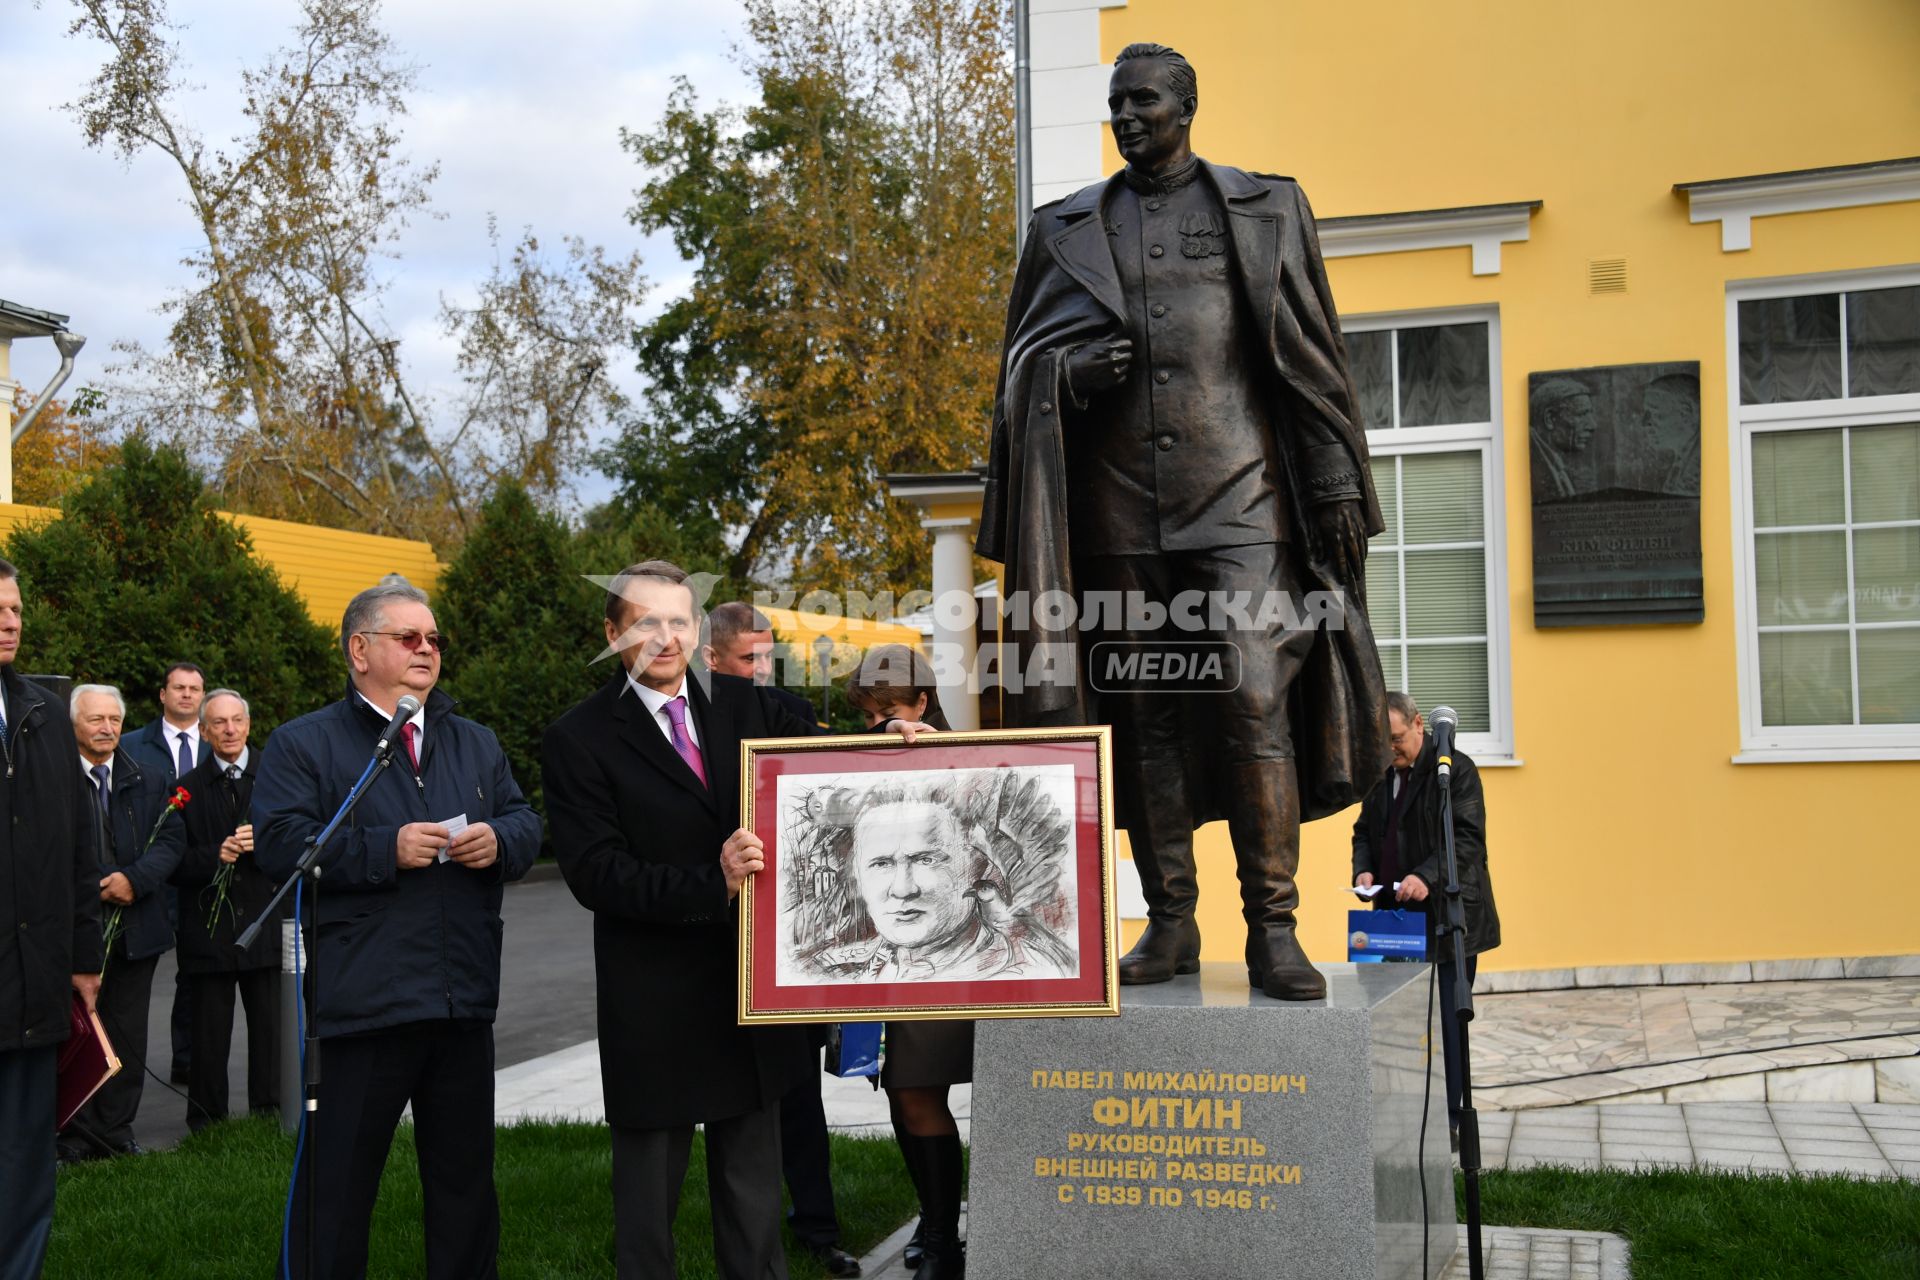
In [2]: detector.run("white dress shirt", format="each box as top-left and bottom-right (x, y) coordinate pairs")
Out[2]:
(80, 753), (114, 792)
(627, 672), (701, 750)
(354, 690), (427, 754)
(165, 720), (203, 768)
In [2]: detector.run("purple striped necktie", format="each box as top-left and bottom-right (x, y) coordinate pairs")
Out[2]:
(662, 695), (708, 789)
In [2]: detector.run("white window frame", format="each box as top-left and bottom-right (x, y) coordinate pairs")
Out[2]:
(1345, 304), (1515, 762)
(1726, 264), (1920, 762)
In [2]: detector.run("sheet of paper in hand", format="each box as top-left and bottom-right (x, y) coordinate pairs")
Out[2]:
(438, 813), (468, 864)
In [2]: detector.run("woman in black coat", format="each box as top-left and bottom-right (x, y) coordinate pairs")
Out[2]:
(845, 645), (970, 1280)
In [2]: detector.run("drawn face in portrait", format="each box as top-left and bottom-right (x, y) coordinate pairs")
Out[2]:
(852, 801), (974, 951)
(771, 764), (1080, 987)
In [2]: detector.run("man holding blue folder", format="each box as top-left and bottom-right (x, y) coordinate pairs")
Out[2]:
(1352, 692), (1501, 1150)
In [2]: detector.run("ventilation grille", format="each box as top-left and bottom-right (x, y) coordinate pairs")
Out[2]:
(1589, 258), (1628, 294)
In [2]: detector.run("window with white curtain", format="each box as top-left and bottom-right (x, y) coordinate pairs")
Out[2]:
(1730, 273), (1920, 758)
(1345, 310), (1513, 758)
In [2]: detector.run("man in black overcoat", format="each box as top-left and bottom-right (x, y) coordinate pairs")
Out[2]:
(544, 561), (930, 1280)
(0, 560), (102, 1277)
(1352, 693), (1501, 1145)
(171, 688), (280, 1130)
(975, 42), (1389, 1000)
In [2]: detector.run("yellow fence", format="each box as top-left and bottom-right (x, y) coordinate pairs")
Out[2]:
(0, 503), (443, 629)
(757, 604), (924, 651)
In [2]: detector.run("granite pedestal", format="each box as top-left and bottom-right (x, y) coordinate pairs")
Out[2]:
(968, 963), (1453, 1280)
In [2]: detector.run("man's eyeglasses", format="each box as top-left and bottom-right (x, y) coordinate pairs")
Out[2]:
(359, 630), (449, 654)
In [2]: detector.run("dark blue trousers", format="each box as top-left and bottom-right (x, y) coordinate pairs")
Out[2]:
(0, 1046), (57, 1280)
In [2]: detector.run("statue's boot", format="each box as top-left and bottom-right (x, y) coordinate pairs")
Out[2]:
(1229, 758), (1327, 1002)
(1116, 758), (1201, 985)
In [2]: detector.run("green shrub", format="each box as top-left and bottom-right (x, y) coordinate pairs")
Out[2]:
(3, 439), (335, 735)
(434, 484), (611, 833)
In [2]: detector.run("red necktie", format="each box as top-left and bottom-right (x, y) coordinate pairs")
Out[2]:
(401, 721), (420, 771)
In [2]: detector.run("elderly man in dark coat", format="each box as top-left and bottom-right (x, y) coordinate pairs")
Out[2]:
(62, 682), (186, 1159)
(255, 582), (542, 1279)
(170, 688), (280, 1130)
(976, 41), (1389, 1001)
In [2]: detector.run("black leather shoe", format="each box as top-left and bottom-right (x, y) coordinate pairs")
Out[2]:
(902, 1222), (925, 1270)
(806, 1243), (860, 1277)
(112, 1140), (147, 1157)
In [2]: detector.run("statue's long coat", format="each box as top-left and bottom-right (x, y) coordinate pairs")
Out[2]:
(975, 162), (1392, 824)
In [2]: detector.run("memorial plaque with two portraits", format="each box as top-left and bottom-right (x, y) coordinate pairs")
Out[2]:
(1529, 360), (1704, 626)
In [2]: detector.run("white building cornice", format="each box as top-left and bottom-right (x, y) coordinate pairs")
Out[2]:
(1674, 155), (1920, 252)
(1315, 201), (1542, 277)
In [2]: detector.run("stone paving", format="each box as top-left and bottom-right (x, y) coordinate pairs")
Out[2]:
(1470, 975), (1920, 1109)
(1440, 1227), (1630, 1280)
(492, 1043), (975, 1137)
(1476, 1100), (1920, 1180)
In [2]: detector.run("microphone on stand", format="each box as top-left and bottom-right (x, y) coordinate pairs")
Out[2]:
(1430, 705), (1458, 780)
(1425, 699), (1484, 1280)
(374, 695), (422, 762)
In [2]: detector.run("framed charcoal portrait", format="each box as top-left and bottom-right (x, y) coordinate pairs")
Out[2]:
(738, 726), (1118, 1024)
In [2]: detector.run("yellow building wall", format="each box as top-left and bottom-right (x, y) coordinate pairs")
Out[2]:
(0, 503), (442, 628)
(1088, 0), (1920, 972)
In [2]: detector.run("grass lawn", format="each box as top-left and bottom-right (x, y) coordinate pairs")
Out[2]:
(50, 1120), (1918, 1278)
(1475, 1166), (1920, 1279)
(50, 1117), (918, 1279)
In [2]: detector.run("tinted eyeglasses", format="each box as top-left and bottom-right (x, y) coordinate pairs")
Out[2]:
(359, 630), (449, 654)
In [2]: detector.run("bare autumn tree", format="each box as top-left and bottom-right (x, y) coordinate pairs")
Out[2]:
(60, 0), (646, 547)
(8, 388), (118, 507)
(611, 0), (1013, 593)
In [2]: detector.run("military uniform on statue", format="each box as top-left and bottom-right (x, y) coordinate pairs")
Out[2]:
(977, 42), (1389, 999)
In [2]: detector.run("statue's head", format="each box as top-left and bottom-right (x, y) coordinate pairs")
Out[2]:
(1109, 43), (1197, 174)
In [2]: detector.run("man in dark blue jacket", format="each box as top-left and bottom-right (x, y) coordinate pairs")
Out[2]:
(254, 582), (540, 1280)
(60, 683), (185, 1161)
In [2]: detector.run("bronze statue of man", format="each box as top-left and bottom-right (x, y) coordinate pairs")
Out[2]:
(975, 42), (1389, 1001)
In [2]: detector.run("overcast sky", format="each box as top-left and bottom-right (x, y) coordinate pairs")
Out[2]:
(2, 0), (756, 510)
